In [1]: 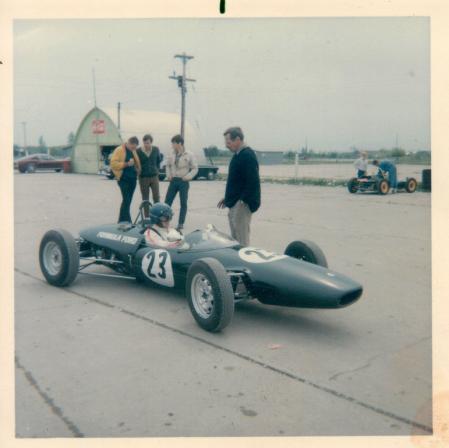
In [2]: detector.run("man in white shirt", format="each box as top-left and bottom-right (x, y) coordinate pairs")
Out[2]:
(164, 134), (198, 232)
(354, 151), (368, 177)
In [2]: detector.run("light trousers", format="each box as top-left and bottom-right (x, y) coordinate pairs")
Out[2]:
(228, 200), (252, 247)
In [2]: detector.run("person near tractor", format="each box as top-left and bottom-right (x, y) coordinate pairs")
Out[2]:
(372, 159), (397, 193)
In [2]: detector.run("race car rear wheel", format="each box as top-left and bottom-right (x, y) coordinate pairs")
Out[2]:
(39, 229), (79, 286)
(186, 258), (234, 332)
(347, 177), (358, 193)
(406, 177), (417, 193)
(377, 179), (390, 195)
(284, 240), (328, 268)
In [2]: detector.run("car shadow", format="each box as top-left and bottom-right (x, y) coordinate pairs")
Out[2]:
(73, 274), (356, 342)
(233, 300), (356, 342)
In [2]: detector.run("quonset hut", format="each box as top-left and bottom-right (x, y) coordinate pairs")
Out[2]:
(71, 107), (121, 174)
(71, 107), (205, 174)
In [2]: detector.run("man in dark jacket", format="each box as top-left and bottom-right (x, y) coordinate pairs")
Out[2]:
(217, 127), (261, 246)
(136, 134), (162, 217)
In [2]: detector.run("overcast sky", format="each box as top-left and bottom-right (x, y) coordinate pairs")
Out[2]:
(14, 18), (430, 152)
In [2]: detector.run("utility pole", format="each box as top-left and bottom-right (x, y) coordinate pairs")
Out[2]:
(117, 102), (121, 132)
(21, 121), (28, 156)
(92, 67), (100, 171)
(169, 52), (196, 139)
(92, 67), (97, 107)
(294, 151), (299, 180)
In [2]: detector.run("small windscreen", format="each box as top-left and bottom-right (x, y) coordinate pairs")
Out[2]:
(182, 225), (238, 250)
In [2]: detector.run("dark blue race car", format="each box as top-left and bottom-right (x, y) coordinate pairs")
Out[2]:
(39, 203), (363, 332)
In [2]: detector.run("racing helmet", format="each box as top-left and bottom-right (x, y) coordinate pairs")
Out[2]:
(149, 202), (174, 226)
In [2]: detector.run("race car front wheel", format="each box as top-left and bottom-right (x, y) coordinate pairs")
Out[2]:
(39, 229), (79, 286)
(284, 240), (328, 268)
(186, 258), (234, 332)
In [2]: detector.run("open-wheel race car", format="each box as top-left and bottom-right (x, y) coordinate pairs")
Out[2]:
(39, 202), (363, 332)
(347, 170), (417, 195)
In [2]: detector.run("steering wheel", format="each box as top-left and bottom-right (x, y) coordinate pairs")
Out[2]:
(134, 200), (153, 227)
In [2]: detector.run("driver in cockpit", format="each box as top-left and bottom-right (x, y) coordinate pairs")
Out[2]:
(144, 203), (184, 248)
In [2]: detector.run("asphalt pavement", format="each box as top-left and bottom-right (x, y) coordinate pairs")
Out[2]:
(14, 172), (432, 437)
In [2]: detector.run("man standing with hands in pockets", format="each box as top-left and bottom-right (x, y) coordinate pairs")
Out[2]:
(137, 133), (162, 217)
(218, 127), (261, 246)
(165, 134), (198, 232)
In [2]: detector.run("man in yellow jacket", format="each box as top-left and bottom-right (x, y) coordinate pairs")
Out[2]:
(110, 136), (142, 223)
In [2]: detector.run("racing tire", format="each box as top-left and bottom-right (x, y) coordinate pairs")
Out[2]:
(186, 258), (234, 332)
(284, 240), (328, 268)
(55, 168), (62, 173)
(347, 177), (358, 193)
(377, 179), (390, 195)
(25, 164), (36, 174)
(406, 177), (417, 193)
(39, 229), (79, 286)
(135, 274), (145, 284)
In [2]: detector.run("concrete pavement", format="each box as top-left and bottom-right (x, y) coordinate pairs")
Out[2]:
(14, 172), (431, 437)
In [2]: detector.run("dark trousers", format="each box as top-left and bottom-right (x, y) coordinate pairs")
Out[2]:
(165, 177), (190, 226)
(139, 175), (160, 217)
(117, 178), (136, 223)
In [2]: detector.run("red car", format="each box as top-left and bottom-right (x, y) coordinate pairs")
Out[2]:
(15, 154), (66, 173)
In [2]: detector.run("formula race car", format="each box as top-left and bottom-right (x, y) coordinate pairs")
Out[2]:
(39, 203), (363, 332)
(347, 171), (417, 195)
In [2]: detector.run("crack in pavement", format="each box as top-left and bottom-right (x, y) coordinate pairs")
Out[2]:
(15, 355), (84, 437)
(329, 362), (372, 382)
(15, 267), (432, 435)
(328, 335), (432, 382)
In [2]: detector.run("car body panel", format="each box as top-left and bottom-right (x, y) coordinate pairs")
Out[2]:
(16, 153), (66, 173)
(80, 224), (363, 309)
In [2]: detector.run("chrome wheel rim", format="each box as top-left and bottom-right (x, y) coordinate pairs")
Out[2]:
(43, 241), (63, 276)
(191, 273), (214, 319)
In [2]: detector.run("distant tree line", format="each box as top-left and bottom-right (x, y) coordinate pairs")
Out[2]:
(14, 132), (76, 158)
(204, 145), (430, 164)
(203, 145), (229, 159)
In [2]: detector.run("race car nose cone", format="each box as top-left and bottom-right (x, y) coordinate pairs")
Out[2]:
(339, 285), (363, 307)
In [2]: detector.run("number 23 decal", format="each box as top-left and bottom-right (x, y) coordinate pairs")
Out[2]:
(141, 249), (174, 287)
(238, 247), (286, 264)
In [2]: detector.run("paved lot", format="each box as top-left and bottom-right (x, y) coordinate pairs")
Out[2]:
(14, 172), (431, 437)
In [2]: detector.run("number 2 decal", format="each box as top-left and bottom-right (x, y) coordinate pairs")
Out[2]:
(141, 250), (174, 287)
(238, 247), (286, 264)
